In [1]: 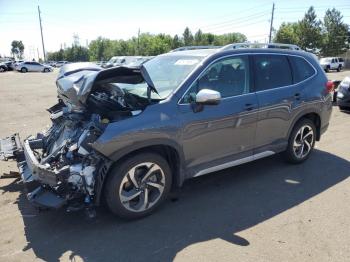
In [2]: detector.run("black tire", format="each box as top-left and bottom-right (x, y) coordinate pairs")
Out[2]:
(44, 68), (49, 72)
(0, 66), (6, 72)
(283, 118), (316, 164)
(105, 152), (172, 219)
(21, 67), (28, 73)
(325, 66), (330, 73)
(337, 66), (341, 72)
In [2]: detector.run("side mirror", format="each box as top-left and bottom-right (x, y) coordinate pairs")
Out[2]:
(195, 89), (221, 105)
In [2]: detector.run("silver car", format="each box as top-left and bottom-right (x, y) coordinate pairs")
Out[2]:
(16, 61), (53, 73)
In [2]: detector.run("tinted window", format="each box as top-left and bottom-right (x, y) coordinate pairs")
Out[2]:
(253, 55), (292, 91)
(339, 58), (344, 62)
(289, 56), (315, 83)
(182, 55), (250, 102)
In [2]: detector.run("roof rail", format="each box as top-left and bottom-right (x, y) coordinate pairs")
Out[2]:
(221, 42), (301, 51)
(170, 45), (221, 52)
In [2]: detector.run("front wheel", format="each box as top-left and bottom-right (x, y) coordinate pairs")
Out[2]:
(105, 152), (172, 219)
(284, 119), (316, 164)
(44, 68), (50, 72)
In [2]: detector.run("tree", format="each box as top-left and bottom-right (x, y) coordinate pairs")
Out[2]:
(183, 27), (194, 46)
(297, 6), (322, 53)
(11, 40), (24, 59)
(172, 34), (182, 49)
(88, 37), (113, 61)
(213, 33), (247, 45)
(274, 22), (299, 45)
(321, 8), (349, 56)
(194, 29), (203, 45)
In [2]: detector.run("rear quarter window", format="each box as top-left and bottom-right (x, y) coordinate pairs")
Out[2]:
(289, 56), (316, 83)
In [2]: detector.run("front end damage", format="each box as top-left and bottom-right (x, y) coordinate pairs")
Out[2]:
(0, 64), (154, 215)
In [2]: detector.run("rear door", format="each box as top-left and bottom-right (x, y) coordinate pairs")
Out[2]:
(179, 55), (258, 175)
(253, 54), (297, 153)
(31, 62), (42, 71)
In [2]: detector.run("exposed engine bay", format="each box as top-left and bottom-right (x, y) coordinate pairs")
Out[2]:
(0, 64), (157, 216)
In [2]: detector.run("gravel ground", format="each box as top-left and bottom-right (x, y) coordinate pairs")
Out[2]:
(0, 69), (349, 262)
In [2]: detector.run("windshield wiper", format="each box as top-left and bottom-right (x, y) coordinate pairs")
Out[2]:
(140, 65), (159, 101)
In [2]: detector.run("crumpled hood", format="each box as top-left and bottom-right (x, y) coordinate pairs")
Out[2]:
(56, 63), (149, 110)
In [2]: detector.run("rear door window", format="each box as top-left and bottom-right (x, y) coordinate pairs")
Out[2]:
(289, 56), (316, 83)
(253, 55), (292, 91)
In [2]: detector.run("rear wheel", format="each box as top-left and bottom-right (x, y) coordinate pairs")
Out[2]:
(337, 65), (341, 72)
(284, 118), (316, 164)
(21, 67), (28, 73)
(105, 152), (172, 219)
(44, 68), (49, 72)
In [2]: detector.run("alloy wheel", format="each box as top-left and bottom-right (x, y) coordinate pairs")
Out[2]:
(293, 124), (314, 159)
(118, 162), (165, 212)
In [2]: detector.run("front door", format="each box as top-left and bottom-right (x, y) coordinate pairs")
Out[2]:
(178, 55), (258, 176)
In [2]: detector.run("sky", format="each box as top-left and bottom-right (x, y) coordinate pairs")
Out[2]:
(1, 0), (350, 59)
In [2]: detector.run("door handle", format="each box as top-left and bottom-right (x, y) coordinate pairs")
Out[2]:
(244, 103), (255, 111)
(294, 93), (301, 100)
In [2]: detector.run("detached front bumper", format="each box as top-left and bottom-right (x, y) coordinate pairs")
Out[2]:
(0, 134), (66, 209)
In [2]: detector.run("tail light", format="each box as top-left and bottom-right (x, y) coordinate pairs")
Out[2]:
(326, 81), (334, 93)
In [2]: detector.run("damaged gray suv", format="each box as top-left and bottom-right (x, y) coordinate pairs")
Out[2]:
(0, 43), (333, 219)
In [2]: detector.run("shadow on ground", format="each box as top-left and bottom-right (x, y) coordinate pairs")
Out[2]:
(1, 149), (349, 261)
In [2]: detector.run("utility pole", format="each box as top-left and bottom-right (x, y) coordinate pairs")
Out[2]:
(38, 5), (46, 61)
(268, 2), (275, 43)
(137, 28), (140, 55)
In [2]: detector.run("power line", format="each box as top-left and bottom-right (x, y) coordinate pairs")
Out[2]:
(207, 18), (269, 35)
(201, 10), (270, 30)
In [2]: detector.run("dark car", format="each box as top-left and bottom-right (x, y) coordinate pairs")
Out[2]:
(0, 62), (7, 72)
(0, 43), (333, 219)
(336, 76), (350, 110)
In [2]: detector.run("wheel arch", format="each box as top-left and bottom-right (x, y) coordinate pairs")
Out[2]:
(288, 111), (321, 141)
(95, 141), (185, 206)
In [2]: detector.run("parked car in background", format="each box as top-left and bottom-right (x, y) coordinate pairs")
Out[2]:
(103, 56), (125, 68)
(319, 57), (343, 72)
(127, 56), (154, 67)
(0, 43), (333, 219)
(55, 61), (68, 67)
(95, 60), (107, 67)
(103, 56), (149, 68)
(47, 61), (57, 67)
(0, 62), (7, 72)
(3, 60), (15, 71)
(336, 76), (350, 111)
(15, 61), (53, 73)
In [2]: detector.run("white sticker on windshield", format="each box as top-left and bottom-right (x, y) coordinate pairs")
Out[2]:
(174, 59), (199, 66)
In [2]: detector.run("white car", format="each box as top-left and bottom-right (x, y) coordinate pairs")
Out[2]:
(16, 61), (53, 73)
(55, 61), (68, 67)
(319, 57), (343, 72)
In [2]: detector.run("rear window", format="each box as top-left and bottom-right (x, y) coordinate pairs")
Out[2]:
(289, 56), (315, 83)
(253, 55), (292, 91)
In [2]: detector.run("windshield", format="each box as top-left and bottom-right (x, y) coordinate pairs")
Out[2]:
(119, 55), (204, 99)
